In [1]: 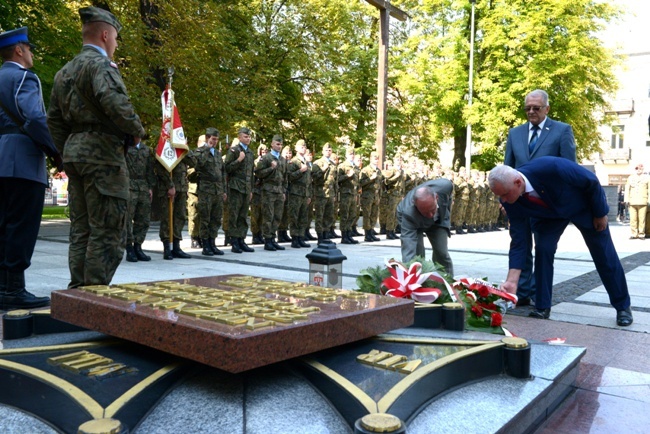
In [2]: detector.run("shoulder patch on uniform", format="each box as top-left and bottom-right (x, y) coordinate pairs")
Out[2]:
(110, 61), (119, 69)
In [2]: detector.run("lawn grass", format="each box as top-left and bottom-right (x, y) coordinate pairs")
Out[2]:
(42, 205), (68, 219)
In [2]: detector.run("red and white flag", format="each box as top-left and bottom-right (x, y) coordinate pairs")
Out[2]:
(155, 86), (188, 172)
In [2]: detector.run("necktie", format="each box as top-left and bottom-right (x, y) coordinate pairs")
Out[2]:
(523, 192), (548, 208)
(529, 125), (539, 154)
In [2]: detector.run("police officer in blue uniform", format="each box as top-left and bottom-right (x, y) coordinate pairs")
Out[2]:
(0, 27), (63, 310)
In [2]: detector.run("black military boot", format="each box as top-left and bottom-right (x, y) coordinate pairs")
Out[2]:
(239, 238), (255, 252)
(162, 241), (173, 260)
(329, 229), (340, 239)
(125, 244), (138, 262)
(352, 226), (362, 236)
(395, 224), (401, 234)
(298, 237), (310, 248)
(202, 239), (214, 256)
(370, 230), (381, 241)
(348, 230), (359, 244)
(468, 226), (477, 234)
(456, 227), (466, 235)
(0, 271), (50, 310)
(341, 231), (353, 244)
(210, 238), (224, 256)
(278, 230), (292, 243)
(304, 229), (317, 241)
(271, 237), (285, 250)
(291, 237), (302, 248)
(252, 232), (264, 245)
(223, 234), (230, 246)
(134, 243), (151, 261)
(264, 238), (276, 251)
(231, 237), (242, 254)
(364, 229), (375, 242)
(172, 239), (191, 258)
(191, 237), (202, 248)
(379, 225), (386, 235)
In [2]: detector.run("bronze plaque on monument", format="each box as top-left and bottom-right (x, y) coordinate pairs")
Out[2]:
(50, 275), (413, 373)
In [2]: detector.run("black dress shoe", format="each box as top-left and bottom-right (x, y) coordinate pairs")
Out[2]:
(616, 307), (633, 326)
(516, 297), (532, 307)
(528, 308), (550, 319)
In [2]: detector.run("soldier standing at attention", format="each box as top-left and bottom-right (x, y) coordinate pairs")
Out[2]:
(187, 134), (205, 249)
(0, 27), (63, 309)
(225, 127), (255, 253)
(277, 145), (294, 243)
(154, 154), (191, 259)
(304, 148), (317, 241)
(312, 143), (337, 242)
(337, 146), (359, 244)
(255, 135), (287, 251)
(379, 159), (393, 235)
(250, 144), (267, 245)
(124, 140), (155, 262)
(287, 139), (312, 248)
(186, 128), (226, 255)
(384, 155), (405, 240)
(359, 152), (382, 242)
(352, 154), (364, 236)
(624, 163), (649, 240)
(48, 7), (145, 288)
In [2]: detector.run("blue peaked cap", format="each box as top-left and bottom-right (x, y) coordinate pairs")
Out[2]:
(0, 27), (31, 50)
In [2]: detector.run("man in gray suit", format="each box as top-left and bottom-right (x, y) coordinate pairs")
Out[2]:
(503, 89), (576, 309)
(397, 179), (454, 275)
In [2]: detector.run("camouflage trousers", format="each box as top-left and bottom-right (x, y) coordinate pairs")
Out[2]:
(187, 192), (200, 237)
(338, 193), (357, 231)
(313, 195), (335, 233)
(386, 194), (401, 231)
(198, 192), (223, 239)
(452, 198), (468, 227)
(159, 191), (187, 241)
(250, 191), (263, 235)
(261, 191), (285, 239)
(379, 195), (390, 226)
(279, 199), (290, 231)
(65, 162), (128, 288)
(466, 201), (478, 227)
(288, 194), (310, 237)
(360, 195), (379, 230)
(127, 188), (151, 244)
(227, 189), (250, 238)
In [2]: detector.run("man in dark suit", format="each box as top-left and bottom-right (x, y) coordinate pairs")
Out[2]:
(397, 179), (454, 275)
(488, 157), (633, 327)
(0, 27), (63, 309)
(504, 89), (576, 308)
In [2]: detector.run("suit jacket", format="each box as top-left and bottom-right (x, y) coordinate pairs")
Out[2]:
(504, 117), (576, 168)
(397, 179), (453, 261)
(502, 157), (609, 270)
(0, 62), (59, 185)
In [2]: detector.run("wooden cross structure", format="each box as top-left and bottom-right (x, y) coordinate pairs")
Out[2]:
(364, 0), (407, 166)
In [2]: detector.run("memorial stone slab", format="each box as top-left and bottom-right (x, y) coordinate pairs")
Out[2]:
(51, 275), (414, 373)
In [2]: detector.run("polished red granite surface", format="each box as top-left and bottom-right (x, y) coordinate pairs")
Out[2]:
(50, 275), (414, 373)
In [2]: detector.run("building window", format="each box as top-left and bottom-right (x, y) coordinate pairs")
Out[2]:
(610, 125), (624, 149)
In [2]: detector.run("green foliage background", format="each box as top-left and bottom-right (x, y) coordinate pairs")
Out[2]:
(0, 0), (621, 166)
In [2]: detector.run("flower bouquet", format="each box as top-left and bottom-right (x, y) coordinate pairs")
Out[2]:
(452, 277), (518, 334)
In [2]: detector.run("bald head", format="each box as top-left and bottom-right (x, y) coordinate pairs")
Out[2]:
(414, 187), (438, 219)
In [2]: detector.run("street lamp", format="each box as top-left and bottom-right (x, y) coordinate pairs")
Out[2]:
(465, 0), (477, 169)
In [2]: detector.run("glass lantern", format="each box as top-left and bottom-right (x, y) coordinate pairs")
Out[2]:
(305, 242), (347, 288)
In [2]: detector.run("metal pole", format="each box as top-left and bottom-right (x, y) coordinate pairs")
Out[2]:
(465, 0), (476, 169)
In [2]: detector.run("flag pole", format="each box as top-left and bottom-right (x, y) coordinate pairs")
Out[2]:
(168, 67), (175, 244)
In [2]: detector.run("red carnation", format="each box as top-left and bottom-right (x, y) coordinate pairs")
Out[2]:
(491, 312), (503, 327)
(471, 305), (483, 317)
(477, 285), (490, 298)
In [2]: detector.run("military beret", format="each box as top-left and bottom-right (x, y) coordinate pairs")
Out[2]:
(295, 139), (306, 148)
(206, 127), (219, 137)
(272, 134), (283, 143)
(238, 127), (251, 135)
(370, 151), (378, 158)
(345, 146), (355, 155)
(282, 145), (291, 154)
(0, 27), (33, 50)
(322, 143), (332, 151)
(79, 7), (122, 33)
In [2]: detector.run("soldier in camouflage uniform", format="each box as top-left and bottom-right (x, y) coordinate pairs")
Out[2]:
(328, 152), (341, 238)
(337, 146), (359, 244)
(154, 158), (191, 259)
(250, 144), (267, 245)
(352, 154), (363, 236)
(277, 145), (293, 243)
(185, 128), (226, 256)
(255, 135), (287, 251)
(187, 134), (205, 249)
(452, 168), (468, 234)
(311, 143), (337, 242)
(359, 152), (382, 242)
(383, 155), (405, 239)
(124, 141), (155, 262)
(466, 169), (480, 233)
(304, 148), (317, 241)
(48, 7), (145, 288)
(287, 139), (312, 248)
(379, 159), (393, 235)
(224, 127), (255, 253)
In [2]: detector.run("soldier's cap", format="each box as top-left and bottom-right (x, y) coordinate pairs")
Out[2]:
(294, 139), (306, 148)
(345, 146), (355, 155)
(258, 144), (267, 152)
(370, 151), (378, 158)
(272, 134), (283, 143)
(205, 127), (219, 138)
(322, 143), (332, 151)
(79, 7), (122, 33)
(238, 127), (251, 135)
(0, 27), (34, 50)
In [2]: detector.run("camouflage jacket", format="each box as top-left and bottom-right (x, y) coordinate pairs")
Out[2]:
(383, 167), (405, 197)
(337, 159), (358, 195)
(254, 152), (287, 194)
(359, 165), (382, 199)
(224, 143), (254, 195)
(154, 159), (188, 195)
(312, 157), (338, 198)
(47, 46), (145, 167)
(126, 145), (155, 191)
(287, 155), (312, 197)
(185, 147), (226, 196)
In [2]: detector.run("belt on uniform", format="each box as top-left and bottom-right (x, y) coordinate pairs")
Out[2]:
(71, 123), (124, 137)
(0, 126), (25, 135)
